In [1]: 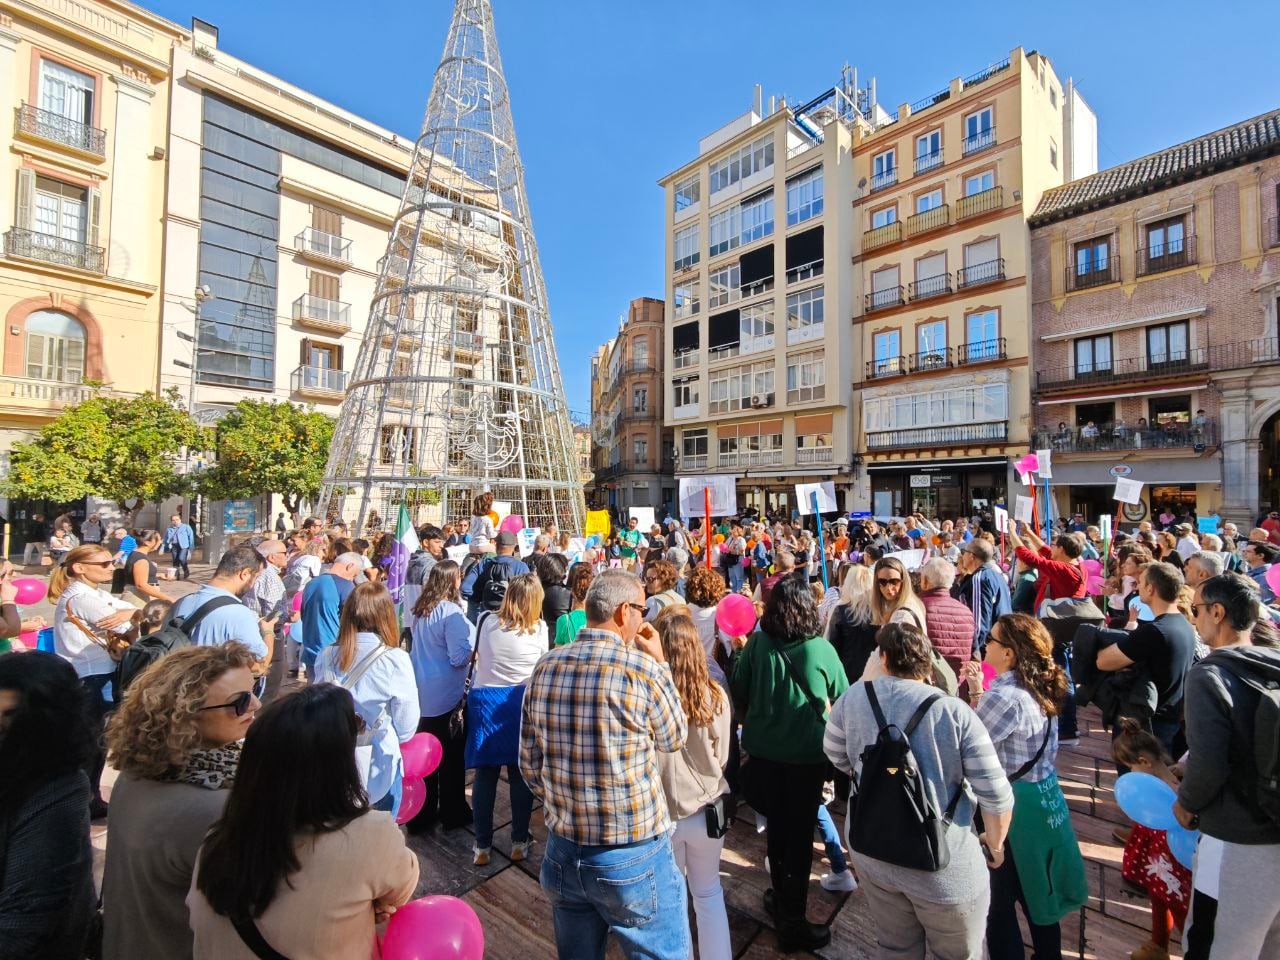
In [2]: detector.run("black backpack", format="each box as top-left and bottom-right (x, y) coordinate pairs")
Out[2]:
(848, 682), (962, 872)
(115, 595), (243, 693)
(1215, 656), (1280, 826)
(475, 558), (516, 613)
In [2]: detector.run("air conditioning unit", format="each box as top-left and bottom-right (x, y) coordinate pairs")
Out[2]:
(751, 393), (769, 408)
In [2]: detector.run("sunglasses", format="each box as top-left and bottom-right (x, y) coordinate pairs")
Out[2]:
(83, 560), (115, 568)
(876, 576), (903, 586)
(198, 690), (255, 717)
(624, 602), (647, 614)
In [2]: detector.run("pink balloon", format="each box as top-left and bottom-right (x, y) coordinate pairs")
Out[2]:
(11, 578), (46, 606)
(1015, 454), (1039, 476)
(1086, 575), (1106, 595)
(715, 593), (757, 638)
(17, 630), (36, 648)
(395, 777), (426, 825)
(401, 732), (443, 780)
(981, 662), (996, 691)
(381, 896), (484, 960)
(1267, 565), (1280, 597)
(291, 592), (303, 613)
(498, 514), (525, 534)
(1082, 559), (1102, 577)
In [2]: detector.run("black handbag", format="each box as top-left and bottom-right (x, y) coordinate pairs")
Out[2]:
(703, 793), (738, 839)
(448, 613), (487, 739)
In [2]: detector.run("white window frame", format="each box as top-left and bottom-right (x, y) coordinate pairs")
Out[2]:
(965, 309), (999, 347)
(965, 171), (995, 196)
(917, 320), (947, 358)
(916, 130), (941, 162)
(673, 279), (700, 319)
(863, 381), (1008, 432)
(709, 205), (741, 257)
(786, 167), (824, 227)
(873, 148), (896, 177)
(25, 310), (86, 383)
(965, 107), (994, 140)
(33, 177), (88, 242)
(39, 60), (95, 125)
(708, 134), (775, 195)
(681, 428), (708, 457)
(871, 205), (897, 229)
(915, 189), (944, 214)
(874, 330), (901, 363)
(739, 190), (774, 245)
(786, 286), (824, 344)
(673, 173), (700, 212)
(786, 349), (826, 404)
(673, 223), (699, 271)
(739, 300), (775, 355)
(708, 263), (740, 308)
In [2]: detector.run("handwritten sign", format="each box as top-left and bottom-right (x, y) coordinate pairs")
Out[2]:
(630, 506), (655, 530)
(795, 481), (838, 515)
(678, 475), (737, 518)
(1035, 449), (1053, 479)
(1014, 495), (1035, 525)
(1113, 477), (1144, 505)
(994, 505), (1009, 533)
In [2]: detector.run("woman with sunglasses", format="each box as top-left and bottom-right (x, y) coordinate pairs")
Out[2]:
(101, 643), (260, 960)
(189, 684), (419, 959)
(50, 543), (141, 818)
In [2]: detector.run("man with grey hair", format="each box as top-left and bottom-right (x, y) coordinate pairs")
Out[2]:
(1186, 550), (1226, 587)
(918, 557), (974, 676)
(956, 537), (1012, 655)
(533, 533), (552, 556)
(244, 539), (289, 700)
(664, 545), (690, 597)
(520, 569), (689, 956)
(299, 550), (363, 672)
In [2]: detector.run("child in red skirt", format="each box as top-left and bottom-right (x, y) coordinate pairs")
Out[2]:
(1113, 717), (1190, 960)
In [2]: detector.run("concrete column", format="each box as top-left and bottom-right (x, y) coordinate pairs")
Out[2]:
(1219, 387), (1259, 524)
(108, 73), (157, 285)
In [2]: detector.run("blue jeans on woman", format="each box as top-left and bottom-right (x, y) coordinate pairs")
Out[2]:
(725, 559), (745, 593)
(472, 764), (533, 849)
(815, 804), (848, 873)
(540, 831), (690, 959)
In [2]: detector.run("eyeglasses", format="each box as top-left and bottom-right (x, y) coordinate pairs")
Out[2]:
(624, 602), (647, 614)
(876, 576), (903, 586)
(82, 560), (114, 568)
(198, 691), (255, 717)
(1189, 603), (1204, 616)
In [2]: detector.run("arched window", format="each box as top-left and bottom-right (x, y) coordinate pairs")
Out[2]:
(26, 310), (85, 383)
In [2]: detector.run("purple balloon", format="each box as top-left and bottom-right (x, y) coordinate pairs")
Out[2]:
(381, 896), (484, 960)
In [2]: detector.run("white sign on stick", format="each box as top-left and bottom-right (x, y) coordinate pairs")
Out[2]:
(678, 475), (737, 518)
(890, 548), (927, 572)
(1035, 449), (1053, 478)
(1113, 477), (1144, 505)
(517, 527), (539, 556)
(1099, 516), (1112, 541)
(445, 545), (469, 564)
(795, 481), (838, 515)
(1014, 495), (1034, 525)
(629, 506), (655, 530)
(994, 505), (1009, 533)
(491, 501), (512, 524)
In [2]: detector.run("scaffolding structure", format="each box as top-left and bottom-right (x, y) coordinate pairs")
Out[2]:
(320, 0), (585, 534)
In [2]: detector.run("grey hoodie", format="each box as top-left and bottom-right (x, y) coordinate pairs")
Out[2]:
(1178, 645), (1280, 844)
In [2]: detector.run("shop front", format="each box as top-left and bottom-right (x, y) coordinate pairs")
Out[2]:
(1045, 456), (1222, 527)
(736, 470), (854, 520)
(867, 457), (1011, 522)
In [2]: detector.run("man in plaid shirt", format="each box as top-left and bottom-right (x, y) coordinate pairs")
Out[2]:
(520, 569), (690, 958)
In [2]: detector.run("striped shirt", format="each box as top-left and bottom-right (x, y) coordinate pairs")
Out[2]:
(975, 671), (1058, 782)
(519, 628), (687, 846)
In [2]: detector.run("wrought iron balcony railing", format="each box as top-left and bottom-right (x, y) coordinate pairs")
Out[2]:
(1066, 257), (1120, 291)
(957, 257), (1005, 288)
(909, 348), (952, 372)
(962, 127), (996, 155)
(15, 103), (106, 156)
(957, 337), (1006, 365)
(870, 168), (898, 192)
(1037, 337), (1280, 390)
(1032, 420), (1218, 454)
(4, 227), (105, 273)
(909, 89), (951, 115)
(866, 421), (1008, 450)
(908, 273), (951, 301)
(914, 150), (944, 174)
(865, 286), (905, 312)
(1136, 236), (1197, 276)
(291, 365), (348, 395)
(955, 186), (1002, 221)
(865, 356), (907, 380)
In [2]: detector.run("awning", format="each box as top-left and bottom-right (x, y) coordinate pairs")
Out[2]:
(1044, 456), (1221, 486)
(866, 457), (1011, 471)
(1037, 383), (1208, 404)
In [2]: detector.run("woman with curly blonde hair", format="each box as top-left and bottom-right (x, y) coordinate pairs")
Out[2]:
(101, 642), (260, 960)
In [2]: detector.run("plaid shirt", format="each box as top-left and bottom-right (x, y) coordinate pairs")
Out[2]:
(519, 628), (687, 845)
(975, 671), (1057, 782)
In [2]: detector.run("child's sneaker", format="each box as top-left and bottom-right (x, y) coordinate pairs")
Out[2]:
(820, 869), (857, 893)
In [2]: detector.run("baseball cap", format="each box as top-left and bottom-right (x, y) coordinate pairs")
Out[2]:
(496, 530), (518, 547)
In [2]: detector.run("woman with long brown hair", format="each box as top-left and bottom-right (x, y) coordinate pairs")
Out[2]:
(654, 610), (732, 959)
(406, 560), (475, 833)
(311, 582), (417, 814)
(962, 613), (1086, 960)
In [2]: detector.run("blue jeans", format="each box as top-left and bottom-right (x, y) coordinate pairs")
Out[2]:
(1053, 642), (1077, 739)
(170, 545), (191, 577)
(540, 831), (690, 960)
(816, 804), (848, 873)
(725, 560), (745, 593)
(472, 764), (533, 849)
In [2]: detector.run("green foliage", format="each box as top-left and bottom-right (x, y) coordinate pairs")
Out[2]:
(5, 388), (203, 514)
(199, 399), (335, 514)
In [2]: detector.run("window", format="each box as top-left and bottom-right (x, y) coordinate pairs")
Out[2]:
(965, 171), (995, 196)
(917, 321), (947, 361)
(25, 310), (85, 383)
(673, 377), (699, 409)
(863, 381), (1008, 432)
(871, 206), (897, 229)
(965, 310), (998, 352)
(1149, 394), (1191, 426)
(1049, 86), (1058, 109)
(708, 134), (774, 195)
(673, 224), (699, 271)
(1074, 334), (1112, 375)
(964, 107), (994, 152)
(633, 437), (648, 462)
(709, 205), (741, 257)
(39, 60), (95, 126)
(1074, 236), (1111, 277)
(1050, 139), (1058, 169)
(872, 149), (896, 189)
(681, 429), (708, 458)
(32, 176), (87, 242)
(739, 190), (774, 245)
(786, 287), (824, 343)
(873, 330), (901, 371)
(786, 167), (823, 226)
(709, 360), (774, 414)
(870, 266), (900, 309)
(633, 338), (649, 365)
(708, 263), (740, 307)
(915, 189), (943, 214)
(378, 425), (419, 465)
(1075, 402), (1114, 427)
(739, 301), (774, 353)
(673, 174), (700, 212)
(916, 130), (942, 170)
(1146, 217), (1186, 260)
(673, 279), (700, 319)
(1147, 321), (1189, 366)
(632, 386), (648, 413)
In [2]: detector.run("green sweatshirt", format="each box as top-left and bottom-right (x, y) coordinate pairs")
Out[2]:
(731, 630), (849, 764)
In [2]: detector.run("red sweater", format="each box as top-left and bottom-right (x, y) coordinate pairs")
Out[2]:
(1016, 544), (1085, 611)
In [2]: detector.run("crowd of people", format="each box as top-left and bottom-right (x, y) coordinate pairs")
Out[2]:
(1, 497), (1279, 960)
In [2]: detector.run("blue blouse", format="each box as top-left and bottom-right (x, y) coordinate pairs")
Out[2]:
(409, 600), (476, 717)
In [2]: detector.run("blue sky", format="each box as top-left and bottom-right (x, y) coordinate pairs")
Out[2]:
(140, 0), (1278, 415)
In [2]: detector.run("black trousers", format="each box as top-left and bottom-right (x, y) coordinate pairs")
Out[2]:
(407, 710), (471, 833)
(753, 757), (828, 920)
(986, 845), (1062, 960)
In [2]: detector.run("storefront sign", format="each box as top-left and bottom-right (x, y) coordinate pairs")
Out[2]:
(222, 500), (257, 534)
(1121, 501), (1148, 522)
(909, 474), (932, 489)
(1109, 464), (1134, 478)
(911, 473), (959, 488)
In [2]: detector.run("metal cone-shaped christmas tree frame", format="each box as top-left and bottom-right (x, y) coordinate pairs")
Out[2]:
(320, 0), (585, 534)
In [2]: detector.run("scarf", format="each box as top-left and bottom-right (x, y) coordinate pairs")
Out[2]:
(162, 743), (242, 789)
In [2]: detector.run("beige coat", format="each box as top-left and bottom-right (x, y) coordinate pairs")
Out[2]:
(656, 691), (732, 821)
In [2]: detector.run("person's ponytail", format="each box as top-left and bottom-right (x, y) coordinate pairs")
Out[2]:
(47, 544), (112, 602)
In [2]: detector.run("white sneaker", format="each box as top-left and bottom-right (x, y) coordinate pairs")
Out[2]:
(1059, 737), (1081, 747)
(510, 840), (532, 862)
(820, 869), (857, 893)
(755, 811), (768, 834)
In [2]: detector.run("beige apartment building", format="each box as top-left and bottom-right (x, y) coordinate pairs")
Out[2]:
(591, 297), (675, 515)
(852, 48), (1095, 519)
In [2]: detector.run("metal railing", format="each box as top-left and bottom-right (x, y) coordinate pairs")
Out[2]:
(447, 330), (483, 354)
(909, 273), (952, 301)
(15, 103), (106, 156)
(866, 421), (1008, 449)
(914, 150), (944, 174)
(906, 204), (950, 236)
(1066, 257), (1121, 291)
(627, 359), (657, 374)
(909, 348), (952, 372)
(962, 57), (1012, 88)
(863, 220), (902, 251)
(957, 337), (1006, 365)
(786, 257), (823, 284)
(720, 449), (784, 468)
(1136, 236), (1197, 276)
(962, 127), (996, 155)
(796, 446), (834, 465)
(956, 186), (1002, 221)
(865, 286), (905, 312)
(294, 227), (352, 263)
(870, 168), (898, 192)
(4, 227), (104, 273)
(1037, 337), (1280, 390)
(291, 365), (348, 394)
(672, 350), (698, 371)
(1032, 420), (1218, 454)
(292, 293), (351, 330)
(865, 356), (907, 380)
(909, 88), (951, 115)
(957, 257), (1005, 288)
(678, 454), (708, 472)
(740, 275), (774, 299)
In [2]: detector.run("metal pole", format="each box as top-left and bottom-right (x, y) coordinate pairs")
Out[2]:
(704, 487), (712, 571)
(813, 491), (829, 589)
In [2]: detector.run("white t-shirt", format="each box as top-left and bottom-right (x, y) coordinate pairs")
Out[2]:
(473, 614), (546, 687)
(54, 581), (136, 678)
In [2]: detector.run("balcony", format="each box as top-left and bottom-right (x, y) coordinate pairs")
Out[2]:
(909, 88), (951, 115)
(957, 257), (1005, 288)
(866, 421), (1008, 450)
(293, 293), (351, 334)
(914, 150), (944, 174)
(673, 402), (700, 419)
(444, 330), (484, 356)
(0, 375), (122, 411)
(796, 446), (835, 465)
(1066, 258), (1121, 292)
(865, 286), (905, 312)
(741, 275), (774, 299)
(908, 273), (952, 301)
(294, 227), (352, 266)
(291, 365), (348, 400)
(708, 342), (739, 363)
(786, 257), (823, 285)
(1037, 337), (1280, 391)
(957, 337), (1006, 365)
(14, 103), (106, 157)
(1136, 236), (1198, 276)
(672, 350), (698, 371)
(905, 204), (950, 237)
(628, 408), (659, 421)
(962, 127), (996, 155)
(955, 186), (1003, 221)
(1032, 420), (1218, 455)
(909, 348), (952, 373)
(870, 168), (898, 192)
(4, 228), (105, 274)
(863, 221), (901, 252)
(720, 449), (784, 468)
(962, 58), (1011, 89)
(865, 356), (907, 380)
(627, 359), (657, 374)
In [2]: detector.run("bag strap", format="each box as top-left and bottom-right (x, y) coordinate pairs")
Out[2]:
(771, 635), (827, 725)
(177, 594), (243, 637)
(463, 612), (492, 696)
(231, 915), (289, 960)
(902, 691), (944, 738)
(864, 680), (889, 732)
(335, 643), (391, 691)
(1008, 719), (1053, 783)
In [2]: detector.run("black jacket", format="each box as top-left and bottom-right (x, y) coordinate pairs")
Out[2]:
(541, 583), (572, 639)
(1072, 623), (1158, 725)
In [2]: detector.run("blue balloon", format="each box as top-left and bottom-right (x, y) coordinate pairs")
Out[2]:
(1166, 825), (1198, 869)
(907, 528), (924, 539)
(1114, 772), (1180, 831)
